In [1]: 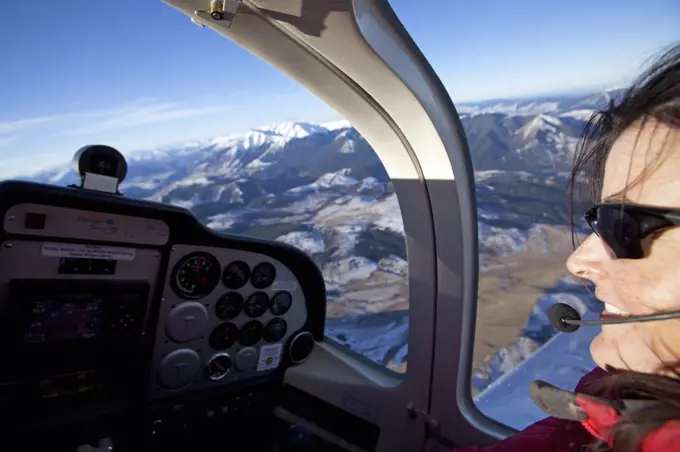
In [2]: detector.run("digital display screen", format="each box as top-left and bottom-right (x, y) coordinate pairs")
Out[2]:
(24, 212), (46, 230)
(24, 299), (103, 343)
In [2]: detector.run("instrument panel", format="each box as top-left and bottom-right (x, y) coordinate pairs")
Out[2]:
(0, 154), (326, 451)
(149, 244), (308, 397)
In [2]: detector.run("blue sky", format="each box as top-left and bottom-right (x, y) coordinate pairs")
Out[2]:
(0, 0), (678, 177)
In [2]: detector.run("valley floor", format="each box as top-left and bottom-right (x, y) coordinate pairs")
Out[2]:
(473, 226), (579, 373)
(474, 247), (573, 371)
(326, 269), (408, 318)
(325, 225), (578, 382)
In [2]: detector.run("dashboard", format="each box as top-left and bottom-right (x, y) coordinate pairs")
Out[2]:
(0, 146), (326, 451)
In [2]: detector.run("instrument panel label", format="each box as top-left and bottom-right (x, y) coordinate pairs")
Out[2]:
(42, 242), (136, 261)
(271, 280), (298, 292)
(257, 344), (282, 372)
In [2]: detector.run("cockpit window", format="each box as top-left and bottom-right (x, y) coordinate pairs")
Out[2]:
(1, 1), (408, 374)
(391, 0), (679, 431)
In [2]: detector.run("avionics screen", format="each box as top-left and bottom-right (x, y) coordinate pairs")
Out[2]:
(24, 299), (103, 343)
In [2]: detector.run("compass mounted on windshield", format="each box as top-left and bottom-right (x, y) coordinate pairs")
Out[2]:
(72, 145), (128, 195)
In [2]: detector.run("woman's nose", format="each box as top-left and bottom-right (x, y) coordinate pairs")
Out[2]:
(566, 233), (612, 281)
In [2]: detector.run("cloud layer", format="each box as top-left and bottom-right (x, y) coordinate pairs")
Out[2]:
(60, 102), (227, 135)
(0, 100), (227, 148)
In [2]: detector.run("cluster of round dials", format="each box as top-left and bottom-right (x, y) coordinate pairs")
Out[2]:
(211, 292), (290, 348)
(165, 251), (294, 385)
(171, 252), (277, 299)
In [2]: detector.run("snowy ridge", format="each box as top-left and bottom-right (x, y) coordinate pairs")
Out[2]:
(321, 119), (352, 130)
(324, 256), (378, 285)
(275, 230), (326, 255)
(458, 101), (562, 116)
(518, 114), (563, 140)
(457, 89), (622, 117)
(378, 255), (408, 276)
(291, 169), (357, 192)
(559, 109), (596, 121)
(13, 120), (349, 183)
(478, 223), (556, 258)
(325, 310), (409, 370)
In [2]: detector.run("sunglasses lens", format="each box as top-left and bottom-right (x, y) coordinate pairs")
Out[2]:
(589, 206), (643, 259)
(585, 208), (599, 234)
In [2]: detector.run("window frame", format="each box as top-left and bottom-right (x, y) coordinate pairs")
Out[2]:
(162, 0), (508, 447)
(161, 0), (443, 449)
(358, 0), (518, 444)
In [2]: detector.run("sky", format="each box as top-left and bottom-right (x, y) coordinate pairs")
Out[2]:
(0, 0), (678, 177)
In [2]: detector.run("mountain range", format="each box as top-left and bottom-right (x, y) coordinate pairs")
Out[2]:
(14, 89), (615, 429)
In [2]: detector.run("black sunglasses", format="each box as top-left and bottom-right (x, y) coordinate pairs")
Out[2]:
(584, 203), (680, 259)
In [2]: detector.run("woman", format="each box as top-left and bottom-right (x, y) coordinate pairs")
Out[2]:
(457, 43), (680, 452)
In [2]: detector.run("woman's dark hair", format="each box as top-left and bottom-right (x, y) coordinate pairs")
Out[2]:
(570, 43), (680, 211)
(568, 42), (680, 452)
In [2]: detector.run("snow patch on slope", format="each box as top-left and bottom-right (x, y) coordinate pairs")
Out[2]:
(324, 256), (378, 284)
(378, 256), (408, 276)
(559, 109), (596, 121)
(519, 114), (563, 140)
(322, 119), (352, 130)
(276, 230), (326, 255)
(325, 311), (409, 371)
(292, 169), (357, 192)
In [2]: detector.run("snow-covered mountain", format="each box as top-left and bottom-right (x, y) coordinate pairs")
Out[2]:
(18, 116), (589, 307)
(457, 88), (623, 117)
(13, 91), (611, 429)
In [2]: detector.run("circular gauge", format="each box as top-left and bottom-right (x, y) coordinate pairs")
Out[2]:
(157, 349), (201, 389)
(209, 323), (239, 350)
(263, 318), (287, 343)
(165, 302), (209, 343)
(244, 292), (269, 318)
(270, 291), (292, 315)
(205, 353), (232, 381)
(239, 320), (263, 346)
(250, 262), (276, 289)
(215, 293), (244, 320)
(171, 252), (221, 299)
(235, 347), (258, 372)
(222, 261), (251, 290)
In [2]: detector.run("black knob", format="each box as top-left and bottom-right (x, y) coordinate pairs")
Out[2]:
(289, 331), (314, 364)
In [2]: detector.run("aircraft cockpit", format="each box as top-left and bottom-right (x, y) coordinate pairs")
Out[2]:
(0, 145), (324, 451)
(7, 0), (665, 450)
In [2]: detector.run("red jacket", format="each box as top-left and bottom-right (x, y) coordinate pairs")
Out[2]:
(454, 368), (680, 451)
(454, 368), (608, 452)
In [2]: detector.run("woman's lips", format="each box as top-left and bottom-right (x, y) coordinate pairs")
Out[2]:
(601, 302), (631, 320)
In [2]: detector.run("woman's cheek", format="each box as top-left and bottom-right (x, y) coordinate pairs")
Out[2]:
(610, 263), (666, 313)
(590, 324), (654, 372)
(648, 321), (680, 367)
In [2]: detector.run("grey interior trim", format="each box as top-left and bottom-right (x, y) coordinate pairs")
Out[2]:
(161, 0), (512, 447)
(352, 0), (515, 443)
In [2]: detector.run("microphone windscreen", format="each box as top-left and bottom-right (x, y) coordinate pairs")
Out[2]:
(548, 303), (582, 333)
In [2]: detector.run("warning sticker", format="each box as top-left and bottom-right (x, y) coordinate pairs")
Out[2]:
(42, 242), (136, 261)
(271, 280), (298, 292)
(257, 344), (283, 372)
